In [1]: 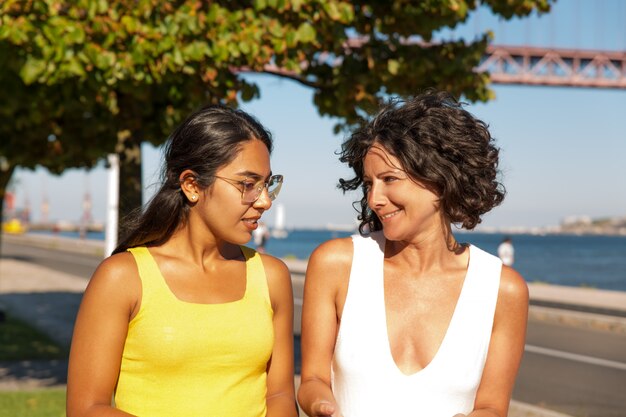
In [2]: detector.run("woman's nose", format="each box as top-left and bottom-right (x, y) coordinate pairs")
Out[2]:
(367, 182), (386, 209)
(253, 186), (272, 210)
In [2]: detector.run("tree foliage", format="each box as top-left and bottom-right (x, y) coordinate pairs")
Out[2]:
(0, 0), (553, 231)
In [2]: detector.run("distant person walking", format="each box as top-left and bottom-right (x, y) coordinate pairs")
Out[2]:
(498, 236), (515, 266)
(253, 221), (270, 253)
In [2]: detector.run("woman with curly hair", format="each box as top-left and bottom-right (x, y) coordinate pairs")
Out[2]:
(298, 90), (528, 417)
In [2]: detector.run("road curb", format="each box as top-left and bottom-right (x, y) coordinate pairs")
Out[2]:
(510, 400), (575, 417)
(529, 305), (626, 334)
(3, 233), (105, 258)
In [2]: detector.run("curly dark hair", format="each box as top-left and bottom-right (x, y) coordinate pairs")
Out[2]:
(339, 90), (505, 233)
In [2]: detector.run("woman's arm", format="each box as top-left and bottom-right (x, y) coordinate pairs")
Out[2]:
(461, 266), (529, 417)
(297, 238), (353, 417)
(66, 253), (141, 417)
(263, 255), (298, 417)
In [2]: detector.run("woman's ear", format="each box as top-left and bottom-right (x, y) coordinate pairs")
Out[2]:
(179, 170), (200, 203)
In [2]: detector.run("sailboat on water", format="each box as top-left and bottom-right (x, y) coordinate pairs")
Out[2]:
(271, 203), (288, 239)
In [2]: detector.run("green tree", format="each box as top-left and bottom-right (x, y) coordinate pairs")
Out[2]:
(0, 0), (553, 236)
(0, 68), (114, 255)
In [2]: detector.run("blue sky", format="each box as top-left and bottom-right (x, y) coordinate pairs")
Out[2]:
(7, 0), (626, 230)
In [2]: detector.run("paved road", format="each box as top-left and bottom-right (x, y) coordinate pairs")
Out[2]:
(2, 240), (625, 417)
(1, 239), (101, 278)
(517, 321), (626, 417)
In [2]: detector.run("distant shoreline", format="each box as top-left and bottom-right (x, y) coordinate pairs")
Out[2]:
(17, 225), (626, 239)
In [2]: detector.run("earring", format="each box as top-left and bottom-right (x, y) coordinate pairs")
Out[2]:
(191, 195), (197, 201)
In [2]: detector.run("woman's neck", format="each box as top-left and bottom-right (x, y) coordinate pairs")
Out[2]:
(158, 224), (241, 266)
(384, 222), (466, 274)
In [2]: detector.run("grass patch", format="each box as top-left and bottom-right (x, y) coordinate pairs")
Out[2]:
(0, 388), (65, 417)
(0, 314), (67, 361)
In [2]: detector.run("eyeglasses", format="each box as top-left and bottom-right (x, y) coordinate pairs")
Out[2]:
(214, 174), (283, 204)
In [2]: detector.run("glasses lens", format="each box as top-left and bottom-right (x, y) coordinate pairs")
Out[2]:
(241, 175), (283, 203)
(241, 181), (261, 204)
(267, 175), (283, 200)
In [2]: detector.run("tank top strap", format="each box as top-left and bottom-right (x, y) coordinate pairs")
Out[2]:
(339, 231), (387, 343)
(127, 246), (163, 301)
(349, 231), (386, 292)
(240, 246), (271, 304)
(452, 245), (502, 331)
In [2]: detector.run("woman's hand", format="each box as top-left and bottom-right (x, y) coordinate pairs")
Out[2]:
(309, 399), (343, 417)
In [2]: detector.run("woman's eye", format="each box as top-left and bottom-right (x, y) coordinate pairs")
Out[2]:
(242, 181), (257, 191)
(383, 176), (398, 183)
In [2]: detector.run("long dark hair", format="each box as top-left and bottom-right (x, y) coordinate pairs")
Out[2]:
(112, 105), (272, 255)
(339, 90), (504, 234)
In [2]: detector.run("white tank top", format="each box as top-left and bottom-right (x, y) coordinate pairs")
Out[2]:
(332, 232), (502, 417)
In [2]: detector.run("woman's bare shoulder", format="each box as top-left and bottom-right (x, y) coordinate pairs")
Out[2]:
(258, 253), (291, 282)
(77, 251), (142, 319)
(308, 237), (354, 269)
(86, 251), (141, 295)
(497, 266), (530, 316)
(95, 251), (138, 279)
(256, 253), (293, 313)
(499, 266), (529, 298)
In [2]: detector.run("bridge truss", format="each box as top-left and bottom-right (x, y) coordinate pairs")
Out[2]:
(480, 45), (626, 89)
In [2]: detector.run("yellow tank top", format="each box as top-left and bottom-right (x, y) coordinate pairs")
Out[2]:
(115, 246), (274, 417)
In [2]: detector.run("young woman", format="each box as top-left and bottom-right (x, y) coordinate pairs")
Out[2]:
(67, 105), (297, 416)
(298, 90), (529, 417)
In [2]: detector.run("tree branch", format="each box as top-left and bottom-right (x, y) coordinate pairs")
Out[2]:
(232, 64), (323, 89)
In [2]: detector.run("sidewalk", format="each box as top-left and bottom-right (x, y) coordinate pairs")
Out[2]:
(4, 257), (625, 417)
(0, 259), (87, 390)
(528, 284), (626, 333)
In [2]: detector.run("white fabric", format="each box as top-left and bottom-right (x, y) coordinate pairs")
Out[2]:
(331, 231), (502, 417)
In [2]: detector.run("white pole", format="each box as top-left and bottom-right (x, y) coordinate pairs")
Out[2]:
(104, 154), (119, 258)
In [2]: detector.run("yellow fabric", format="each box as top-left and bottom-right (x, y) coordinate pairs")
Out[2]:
(115, 246), (274, 417)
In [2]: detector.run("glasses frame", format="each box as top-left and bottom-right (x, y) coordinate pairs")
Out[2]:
(214, 174), (283, 204)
